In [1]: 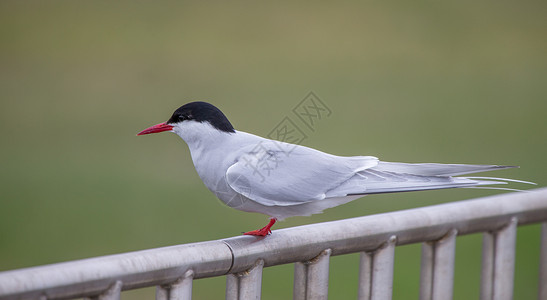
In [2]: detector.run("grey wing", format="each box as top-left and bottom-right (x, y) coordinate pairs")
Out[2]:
(225, 141), (378, 206)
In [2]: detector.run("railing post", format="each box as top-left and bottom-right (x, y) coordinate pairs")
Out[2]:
(226, 259), (264, 300)
(357, 235), (397, 300)
(539, 222), (547, 300)
(419, 229), (457, 300)
(293, 248), (332, 300)
(156, 270), (194, 300)
(480, 217), (518, 300)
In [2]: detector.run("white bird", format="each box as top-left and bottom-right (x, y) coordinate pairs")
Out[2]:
(138, 101), (527, 236)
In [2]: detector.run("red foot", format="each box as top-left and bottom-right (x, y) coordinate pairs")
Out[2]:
(243, 218), (277, 236)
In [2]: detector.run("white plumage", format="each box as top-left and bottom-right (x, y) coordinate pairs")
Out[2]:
(175, 122), (513, 220)
(138, 101), (527, 235)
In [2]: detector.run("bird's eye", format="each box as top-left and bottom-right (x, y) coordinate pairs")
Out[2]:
(176, 113), (193, 122)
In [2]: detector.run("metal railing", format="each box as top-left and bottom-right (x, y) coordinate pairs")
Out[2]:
(1, 188), (546, 300)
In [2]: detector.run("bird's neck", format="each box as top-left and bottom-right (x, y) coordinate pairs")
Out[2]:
(174, 121), (234, 153)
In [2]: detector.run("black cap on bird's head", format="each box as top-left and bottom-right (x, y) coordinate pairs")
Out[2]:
(167, 102), (235, 133)
(137, 101), (235, 136)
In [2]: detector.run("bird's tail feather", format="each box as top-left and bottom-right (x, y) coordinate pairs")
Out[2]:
(373, 162), (517, 176)
(331, 169), (534, 196)
(462, 176), (536, 185)
(460, 176), (536, 193)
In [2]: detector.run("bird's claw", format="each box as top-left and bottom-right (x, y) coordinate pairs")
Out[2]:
(243, 228), (271, 236)
(243, 218), (276, 236)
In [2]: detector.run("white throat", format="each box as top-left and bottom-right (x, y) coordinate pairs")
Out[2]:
(171, 120), (233, 152)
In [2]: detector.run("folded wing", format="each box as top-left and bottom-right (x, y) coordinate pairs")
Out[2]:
(225, 141), (378, 206)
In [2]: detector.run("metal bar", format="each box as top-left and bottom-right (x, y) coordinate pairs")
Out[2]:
(156, 285), (169, 300)
(357, 236), (397, 300)
(293, 261), (307, 300)
(225, 259), (264, 300)
(358, 236), (397, 300)
(357, 251), (373, 300)
(419, 242), (434, 300)
(480, 231), (495, 300)
(538, 223), (547, 300)
(98, 281), (122, 300)
(493, 217), (518, 300)
(0, 188), (546, 299)
(170, 270), (194, 300)
(369, 236), (396, 300)
(293, 249), (331, 300)
(480, 217), (518, 300)
(225, 273), (238, 300)
(156, 270), (194, 300)
(419, 229), (457, 300)
(234, 259), (263, 300)
(303, 249), (331, 300)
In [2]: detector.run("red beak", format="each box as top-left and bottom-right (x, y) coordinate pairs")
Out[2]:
(137, 122), (174, 136)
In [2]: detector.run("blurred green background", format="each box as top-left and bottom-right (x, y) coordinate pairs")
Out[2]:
(1, 1), (546, 299)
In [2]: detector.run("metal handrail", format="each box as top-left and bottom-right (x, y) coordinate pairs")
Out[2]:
(1, 187), (546, 300)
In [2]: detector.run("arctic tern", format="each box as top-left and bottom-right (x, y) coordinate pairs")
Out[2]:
(138, 101), (526, 236)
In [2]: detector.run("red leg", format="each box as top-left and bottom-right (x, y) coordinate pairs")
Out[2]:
(243, 218), (277, 236)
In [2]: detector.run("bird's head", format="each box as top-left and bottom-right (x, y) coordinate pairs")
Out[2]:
(137, 102), (235, 140)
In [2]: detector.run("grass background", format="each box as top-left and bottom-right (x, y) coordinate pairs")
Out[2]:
(1, 1), (546, 299)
